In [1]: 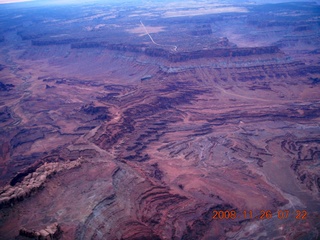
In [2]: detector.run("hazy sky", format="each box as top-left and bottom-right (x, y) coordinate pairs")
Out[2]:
(0, 0), (317, 4)
(0, 0), (32, 3)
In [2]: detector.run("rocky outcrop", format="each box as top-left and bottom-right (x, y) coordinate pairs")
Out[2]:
(40, 76), (104, 87)
(0, 160), (82, 207)
(71, 42), (147, 52)
(285, 138), (320, 194)
(19, 222), (62, 239)
(80, 104), (111, 121)
(166, 46), (281, 62)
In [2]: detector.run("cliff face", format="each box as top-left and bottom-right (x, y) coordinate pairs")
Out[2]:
(19, 222), (62, 239)
(167, 46), (281, 62)
(71, 41), (281, 62)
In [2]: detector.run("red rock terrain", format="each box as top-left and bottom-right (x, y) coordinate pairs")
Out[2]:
(0, 1), (319, 239)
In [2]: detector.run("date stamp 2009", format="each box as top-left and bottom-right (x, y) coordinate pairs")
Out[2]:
(212, 210), (308, 220)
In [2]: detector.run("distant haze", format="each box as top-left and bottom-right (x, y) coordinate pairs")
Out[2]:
(0, 0), (317, 4)
(0, 0), (33, 4)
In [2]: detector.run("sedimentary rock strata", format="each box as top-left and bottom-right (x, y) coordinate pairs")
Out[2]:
(71, 42), (282, 62)
(0, 159), (82, 207)
(19, 222), (62, 239)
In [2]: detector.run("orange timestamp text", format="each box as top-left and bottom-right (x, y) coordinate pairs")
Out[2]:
(212, 210), (308, 220)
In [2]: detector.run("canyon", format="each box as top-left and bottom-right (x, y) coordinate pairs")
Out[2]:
(0, 1), (319, 239)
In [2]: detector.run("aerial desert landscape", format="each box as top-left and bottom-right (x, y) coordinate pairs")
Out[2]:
(0, 0), (319, 239)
